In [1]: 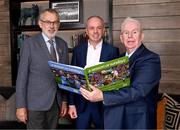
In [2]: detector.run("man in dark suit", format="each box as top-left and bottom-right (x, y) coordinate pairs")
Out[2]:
(80, 17), (161, 129)
(68, 16), (119, 129)
(16, 9), (69, 129)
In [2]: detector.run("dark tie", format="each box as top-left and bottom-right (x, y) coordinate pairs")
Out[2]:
(48, 39), (57, 62)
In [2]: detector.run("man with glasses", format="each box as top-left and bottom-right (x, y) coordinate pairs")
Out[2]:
(16, 9), (69, 129)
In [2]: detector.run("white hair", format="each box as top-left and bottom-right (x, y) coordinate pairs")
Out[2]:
(121, 17), (142, 33)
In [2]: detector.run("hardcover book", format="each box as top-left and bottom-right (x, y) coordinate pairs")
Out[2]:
(48, 56), (130, 95)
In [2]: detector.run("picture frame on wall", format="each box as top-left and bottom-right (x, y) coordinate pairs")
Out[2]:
(50, 0), (83, 29)
(51, 1), (79, 22)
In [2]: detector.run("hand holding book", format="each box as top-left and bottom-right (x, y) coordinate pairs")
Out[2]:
(80, 85), (104, 102)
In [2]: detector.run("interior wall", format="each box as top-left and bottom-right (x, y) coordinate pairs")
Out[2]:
(113, 0), (180, 94)
(0, 0), (11, 86)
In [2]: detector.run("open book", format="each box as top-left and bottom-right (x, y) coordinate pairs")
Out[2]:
(48, 56), (130, 95)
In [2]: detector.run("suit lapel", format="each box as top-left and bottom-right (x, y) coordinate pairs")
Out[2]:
(82, 43), (88, 67)
(38, 33), (52, 61)
(100, 43), (107, 62)
(129, 44), (145, 71)
(55, 37), (63, 63)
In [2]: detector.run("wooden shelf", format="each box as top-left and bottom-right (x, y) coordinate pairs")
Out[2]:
(14, 25), (41, 32)
(9, 0), (112, 86)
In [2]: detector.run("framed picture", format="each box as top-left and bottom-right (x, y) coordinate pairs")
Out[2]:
(51, 0), (83, 28)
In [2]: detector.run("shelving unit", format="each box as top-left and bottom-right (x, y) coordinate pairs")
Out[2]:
(9, 0), (112, 86)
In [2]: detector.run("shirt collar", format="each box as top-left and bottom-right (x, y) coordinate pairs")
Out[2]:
(125, 49), (136, 58)
(42, 32), (55, 43)
(88, 40), (103, 49)
(125, 43), (143, 58)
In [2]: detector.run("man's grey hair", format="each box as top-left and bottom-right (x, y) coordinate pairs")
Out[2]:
(39, 8), (60, 22)
(121, 17), (143, 33)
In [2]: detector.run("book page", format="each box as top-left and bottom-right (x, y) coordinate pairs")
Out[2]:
(48, 61), (86, 94)
(84, 56), (130, 91)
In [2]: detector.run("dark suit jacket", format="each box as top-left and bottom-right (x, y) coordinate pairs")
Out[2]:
(103, 44), (161, 129)
(69, 42), (119, 113)
(16, 33), (69, 111)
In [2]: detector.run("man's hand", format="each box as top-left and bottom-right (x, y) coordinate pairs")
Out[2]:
(16, 108), (27, 124)
(80, 85), (104, 102)
(59, 101), (68, 117)
(68, 105), (77, 119)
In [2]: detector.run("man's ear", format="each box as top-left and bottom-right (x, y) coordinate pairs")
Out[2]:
(141, 32), (144, 41)
(38, 20), (42, 28)
(85, 29), (89, 36)
(103, 28), (106, 36)
(120, 34), (123, 43)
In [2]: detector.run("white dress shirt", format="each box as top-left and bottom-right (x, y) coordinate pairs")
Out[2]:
(86, 40), (103, 68)
(125, 49), (136, 58)
(42, 33), (59, 62)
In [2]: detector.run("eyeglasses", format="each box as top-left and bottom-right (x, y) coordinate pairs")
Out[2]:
(40, 20), (60, 26)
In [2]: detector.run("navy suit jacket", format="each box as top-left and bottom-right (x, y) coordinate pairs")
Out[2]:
(69, 42), (119, 113)
(103, 44), (161, 129)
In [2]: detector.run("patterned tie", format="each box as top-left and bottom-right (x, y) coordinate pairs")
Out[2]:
(48, 39), (57, 62)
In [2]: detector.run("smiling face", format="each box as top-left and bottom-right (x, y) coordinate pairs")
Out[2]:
(38, 11), (60, 39)
(120, 19), (144, 54)
(86, 17), (105, 46)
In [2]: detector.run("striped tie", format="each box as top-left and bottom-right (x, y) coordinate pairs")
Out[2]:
(48, 40), (57, 62)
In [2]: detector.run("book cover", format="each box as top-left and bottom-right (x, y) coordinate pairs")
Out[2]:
(48, 56), (130, 95)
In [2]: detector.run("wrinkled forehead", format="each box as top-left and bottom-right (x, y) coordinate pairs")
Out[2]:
(121, 20), (142, 32)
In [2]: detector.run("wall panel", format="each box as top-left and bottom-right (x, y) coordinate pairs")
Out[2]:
(0, 0), (11, 86)
(113, 2), (180, 18)
(113, 0), (180, 5)
(113, 16), (180, 30)
(113, 0), (180, 94)
(113, 30), (180, 42)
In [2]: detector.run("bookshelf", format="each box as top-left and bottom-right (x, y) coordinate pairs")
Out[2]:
(9, 0), (112, 86)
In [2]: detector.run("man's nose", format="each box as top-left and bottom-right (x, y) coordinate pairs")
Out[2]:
(50, 23), (55, 28)
(94, 28), (98, 33)
(128, 32), (133, 38)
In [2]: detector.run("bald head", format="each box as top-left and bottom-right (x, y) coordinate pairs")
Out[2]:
(86, 16), (105, 28)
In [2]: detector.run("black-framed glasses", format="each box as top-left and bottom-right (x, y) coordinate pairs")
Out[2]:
(40, 20), (60, 26)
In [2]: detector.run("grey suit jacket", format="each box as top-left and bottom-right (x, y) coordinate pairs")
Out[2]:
(16, 33), (69, 111)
